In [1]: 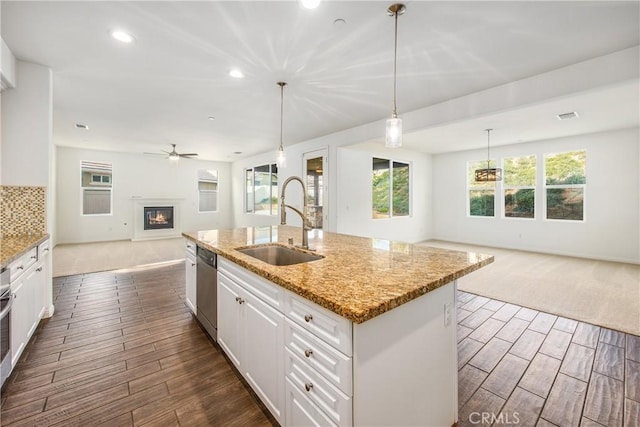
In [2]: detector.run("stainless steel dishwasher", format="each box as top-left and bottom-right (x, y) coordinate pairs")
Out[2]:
(196, 247), (217, 341)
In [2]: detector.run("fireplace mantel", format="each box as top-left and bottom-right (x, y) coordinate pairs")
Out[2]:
(131, 198), (184, 241)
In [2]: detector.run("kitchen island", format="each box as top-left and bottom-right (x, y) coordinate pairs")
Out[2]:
(183, 225), (493, 427)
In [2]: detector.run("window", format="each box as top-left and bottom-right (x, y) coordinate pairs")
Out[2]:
(372, 158), (410, 219)
(544, 150), (586, 221)
(81, 160), (112, 215)
(503, 155), (536, 219)
(198, 169), (218, 212)
(468, 160), (496, 217)
(245, 164), (278, 215)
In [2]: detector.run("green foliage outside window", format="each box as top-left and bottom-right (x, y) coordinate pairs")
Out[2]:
(504, 156), (536, 218)
(545, 151), (586, 221)
(468, 160), (496, 217)
(372, 158), (410, 218)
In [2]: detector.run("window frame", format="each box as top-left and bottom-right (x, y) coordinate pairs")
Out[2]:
(371, 157), (412, 220)
(197, 169), (219, 213)
(502, 155), (537, 220)
(244, 163), (279, 216)
(81, 160), (113, 217)
(543, 150), (587, 222)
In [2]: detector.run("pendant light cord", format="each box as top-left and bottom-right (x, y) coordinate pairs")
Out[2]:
(278, 82), (286, 151)
(486, 129), (492, 169)
(392, 9), (399, 117)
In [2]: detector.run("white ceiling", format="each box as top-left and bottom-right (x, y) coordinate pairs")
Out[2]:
(2, 1), (639, 161)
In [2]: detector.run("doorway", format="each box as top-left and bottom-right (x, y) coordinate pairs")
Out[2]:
(303, 149), (328, 231)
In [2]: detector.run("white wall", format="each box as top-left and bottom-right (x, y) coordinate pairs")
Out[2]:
(432, 127), (640, 263)
(1, 60), (52, 186)
(336, 144), (432, 243)
(56, 146), (233, 244)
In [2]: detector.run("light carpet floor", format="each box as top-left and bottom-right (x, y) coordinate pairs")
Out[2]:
(420, 240), (640, 336)
(53, 238), (184, 277)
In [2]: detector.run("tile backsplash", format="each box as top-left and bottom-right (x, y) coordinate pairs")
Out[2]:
(0, 185), (47, 237)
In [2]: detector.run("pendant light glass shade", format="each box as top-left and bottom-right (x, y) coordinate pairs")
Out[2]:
(385, 116), (402, 148)
(277, 145), (286, 168)
(475, 129), (502, 182)
(385, 4), (405, 148)
(276, 82), (287, 168)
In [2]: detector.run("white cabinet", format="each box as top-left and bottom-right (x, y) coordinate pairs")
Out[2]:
(9, 240), (48, 366)
(185, 240), (197, 314)
(10, 279), (27, 366)
(216, 256), (458, 427)
(218, 259), (285, 425)
(217, 273), (242, 369)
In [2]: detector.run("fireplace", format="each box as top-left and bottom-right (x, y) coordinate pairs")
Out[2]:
(144, 206), (174, 230)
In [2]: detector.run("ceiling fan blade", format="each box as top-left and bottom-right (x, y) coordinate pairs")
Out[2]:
(143, 152), (166, 156)
(179, 153), (198, 157)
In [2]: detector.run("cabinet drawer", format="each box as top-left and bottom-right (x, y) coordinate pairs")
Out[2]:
(185, 239), (196, 256)
(285, 319), (352, 396)
(218, 257), (284, 312)
(284, 291), (352, 356)
(285, 347), (351, 426)
(38, 240), (50, 257)
(285, 377), (338, 427)
(8, 247), (38, 282)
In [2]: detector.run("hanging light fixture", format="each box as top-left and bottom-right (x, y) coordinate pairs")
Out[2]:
(385, 3), (406, 148)
(475, 129), (502, 182)
(276, 81), (287, 168)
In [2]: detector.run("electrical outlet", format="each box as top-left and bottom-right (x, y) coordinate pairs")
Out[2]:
(444, 303), (452, 327)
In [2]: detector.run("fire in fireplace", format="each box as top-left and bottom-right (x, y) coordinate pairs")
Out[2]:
(144, 206), (174, 230)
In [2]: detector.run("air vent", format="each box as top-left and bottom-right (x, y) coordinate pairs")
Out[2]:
(556, 111), (579, 120)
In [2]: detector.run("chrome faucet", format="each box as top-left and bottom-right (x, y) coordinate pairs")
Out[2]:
(280, 176), (313, 249)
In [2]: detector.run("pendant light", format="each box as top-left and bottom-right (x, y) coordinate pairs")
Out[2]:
(475, 129), (502, 182)
(276, 82), (287, 168)
(385, 3), (406, 148)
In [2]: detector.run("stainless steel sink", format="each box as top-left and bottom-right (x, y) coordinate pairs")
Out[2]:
(236, 244), (324, 266)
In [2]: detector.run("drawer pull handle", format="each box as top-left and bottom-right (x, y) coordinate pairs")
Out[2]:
(31, 255), (37, 259)
(187, 244), (193, 248)
(43, 248), (49, 253)
(191, 262), (196, 267)
(235, 297), (245, 304)
(17, 265), (24, 270)
(36, 267), (43, 272)
(305, 382), (313, 392)
(304, 314), (313, 323)
(304, 349), (313, 358)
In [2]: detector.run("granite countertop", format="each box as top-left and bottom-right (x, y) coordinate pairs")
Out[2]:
(0, 234), (50, 269)
(183, 226), (493, 324)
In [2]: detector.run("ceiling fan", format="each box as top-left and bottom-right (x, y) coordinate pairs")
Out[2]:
(145, 144), (198, 161)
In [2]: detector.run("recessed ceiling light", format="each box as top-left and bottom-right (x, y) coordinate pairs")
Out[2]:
(75, 123), (89, 130)
(234, 151), (242, 155)
(110, 30), (134, 43)
(229, 69), (244, 79)
(208, 116), (215, 121)
(333, 18), (347, 26)
(557, 111), (579, 120)
(299, 0), (321, 9)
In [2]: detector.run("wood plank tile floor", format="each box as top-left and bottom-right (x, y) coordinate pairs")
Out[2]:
(0, 263), (275, 426)
(1, 263), (638, 426)
(457, 291), (640, 427)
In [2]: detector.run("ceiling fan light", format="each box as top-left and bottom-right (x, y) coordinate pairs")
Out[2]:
(385, 117), (402, 148)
